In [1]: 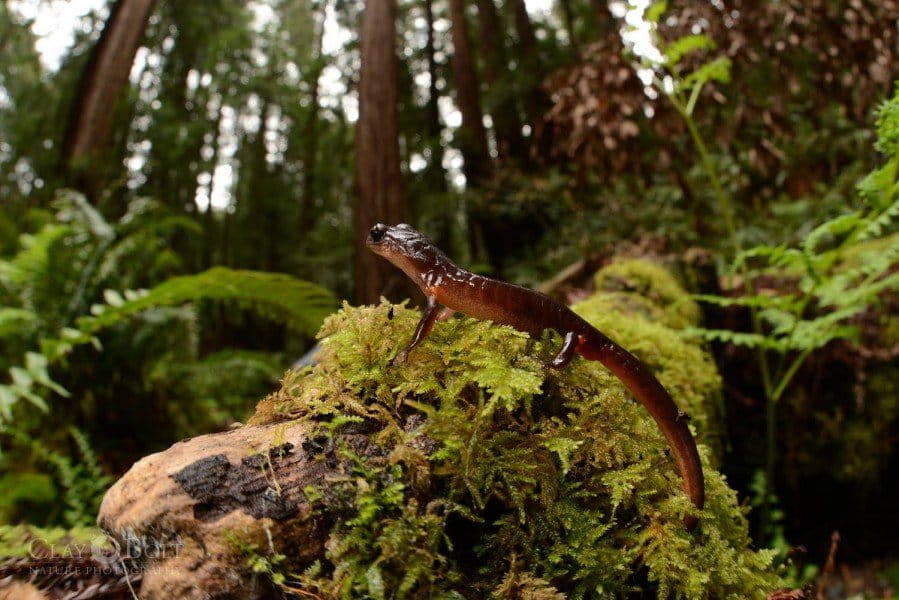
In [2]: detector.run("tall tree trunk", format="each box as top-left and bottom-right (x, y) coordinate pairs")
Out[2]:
(62, 0), (157, 199)
(354, 0), (408, 305)
(558, 0), (579, 56)
(448, 0), (491, 185)
(423, 0), (447, 191)
(202, 108), (225, 270)
(508, 0), (550, 158)
(475, 0), (526, 164)
(299, 1), (328, 241)
(591, 0), (616, 38)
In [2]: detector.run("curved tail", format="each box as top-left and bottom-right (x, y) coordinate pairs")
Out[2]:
(578, 331), (705, 530)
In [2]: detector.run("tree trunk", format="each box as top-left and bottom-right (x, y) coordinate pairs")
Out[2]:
(423, 0), (447, 191)
(299, 1), (328, 241)
(591, 0), (616, 38)
(202, 108), (225, 270)
(354, 0), (409, 305)
(558, 0), (580, 56)
(62, 0), (157, 199)
(508, 0), (549, 158)
(448, 0), (491, 185)
(475, 0), (526, 164)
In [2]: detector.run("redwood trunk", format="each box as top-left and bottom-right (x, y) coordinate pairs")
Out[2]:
(591, 0), (616, 38)
(508, 0), (549, 156)
(424, 0), (442, 144)
(63, 0), (157, 198)
(354, 0), (408, 305)
(423, 0), (447, 189)
(300, 2), (328, 240)
(448, 0), (491, 185)
(475, 0), (526, 164)
(558, 0), (580, 55)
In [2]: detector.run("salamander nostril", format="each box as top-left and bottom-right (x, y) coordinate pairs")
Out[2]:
(369, 223), (388, 242)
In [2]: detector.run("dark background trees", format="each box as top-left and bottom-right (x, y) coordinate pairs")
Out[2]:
(1, 0), (899, 592)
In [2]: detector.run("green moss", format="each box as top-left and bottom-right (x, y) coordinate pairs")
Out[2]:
(252, 298), (779, 598)
(571, 295), (723, 457)
(0, 524), (111, 558)
(593, 259), (701, 329)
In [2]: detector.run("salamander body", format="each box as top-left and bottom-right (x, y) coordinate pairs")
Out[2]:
(366, 223), (704, 530)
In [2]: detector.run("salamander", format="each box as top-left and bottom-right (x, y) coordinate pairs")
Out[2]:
(366, 223), (704, 530)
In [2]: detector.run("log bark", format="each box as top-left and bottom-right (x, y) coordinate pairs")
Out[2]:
(63, 0), (156, 198)
(97, 420), (385, 599)
(354, 0), (409, 305)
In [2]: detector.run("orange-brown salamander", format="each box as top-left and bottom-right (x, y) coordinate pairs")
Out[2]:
(366, 223), (704, 530)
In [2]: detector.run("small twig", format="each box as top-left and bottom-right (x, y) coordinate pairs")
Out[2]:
(119, 554), (139, 600)
(816, 530), (840, 600)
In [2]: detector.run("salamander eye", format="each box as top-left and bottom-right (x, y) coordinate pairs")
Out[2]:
(369, 223), (388, 242)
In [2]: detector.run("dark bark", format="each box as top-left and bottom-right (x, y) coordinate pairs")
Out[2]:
(510, 0), (537, 57)
(202, 109), (225, 270)
(558, 0), (580, 56)
(354, 0), (409, 305)
(591, 0), (616, 38)
(508, 0), (550, 159)
(423, 0), (447, 191)
(475, 0), (526, 164)
(62, 0), (157, 199)
(448, 0), (492, 185)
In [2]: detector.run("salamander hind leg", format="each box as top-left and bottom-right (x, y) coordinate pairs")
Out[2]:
(547, 331), (579, 369)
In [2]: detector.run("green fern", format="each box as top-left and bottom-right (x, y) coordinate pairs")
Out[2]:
(81, 267), (335, 338)
(1, 426), (111, 527)
(0, 206), (336, 424)
(685, 85), (899, 542)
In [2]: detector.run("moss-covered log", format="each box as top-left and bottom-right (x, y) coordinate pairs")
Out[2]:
(96, 260), (783, 599)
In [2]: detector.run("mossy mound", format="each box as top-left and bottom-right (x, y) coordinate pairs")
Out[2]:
(251, 300), (780, 598)
(571, 295), (723, 457)
(593, 259), (701, 329)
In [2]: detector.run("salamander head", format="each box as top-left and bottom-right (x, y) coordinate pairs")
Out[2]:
(366, 223), (449, 283)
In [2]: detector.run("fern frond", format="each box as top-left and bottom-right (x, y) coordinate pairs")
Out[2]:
(681, 327), (785, 351)
(0, 307), (38, 339)
(859, 194), (899, 241)
(80, 267), (337, 337)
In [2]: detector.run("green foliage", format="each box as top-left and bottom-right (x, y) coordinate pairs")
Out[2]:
(226, 529), (289, 587)
(81, 267), (335, 339)
(0, 191), (336, 425)
(0, 524), (110, 558)
(875, 83), (899, 156)
(0, 192), (336, 528)
(680, 78), (899, 545)
(1, 427), (111, 527)
(252, 298), (780, 598)
(686, 109), (899, 402)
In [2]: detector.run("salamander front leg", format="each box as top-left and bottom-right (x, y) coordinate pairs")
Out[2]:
(547, 331), (578, 369)
(391, 296), (440, 367)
